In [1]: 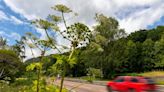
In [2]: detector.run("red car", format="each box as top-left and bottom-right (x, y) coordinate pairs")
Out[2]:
(107, 76), (157, 92)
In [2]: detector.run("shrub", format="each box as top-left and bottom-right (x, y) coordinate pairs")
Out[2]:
(87, 68), (102, 78)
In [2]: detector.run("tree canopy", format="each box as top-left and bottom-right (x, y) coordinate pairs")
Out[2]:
(0, 49), (23, 82)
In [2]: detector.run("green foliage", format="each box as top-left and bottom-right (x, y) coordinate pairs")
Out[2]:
(71, 25), (164, 79)
(12, 37), (26, 60)
(128, 30), (147, 42)
(142, 39), (155, 70)
(26, 62), (43, 92)
(48, 15), (61, 23)
(12, 78), (32, 86)
(49, 54), (77, 73)
(7, 2), (164, 91)
(32, 19), (55, 30)
(66, 23), (91, 47)
(0, 36), (7, 49)
(87, 68), (102, 78)
(94, 14), (126, 40)
(52, 4), (72, 13)
(0, 78), (67, 92)
(26, 63), (43, 71)
(0, 49), (23, 82)
(0, 82), (22, 92)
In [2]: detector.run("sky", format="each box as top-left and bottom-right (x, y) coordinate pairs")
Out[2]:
(0, 0), (164, 59)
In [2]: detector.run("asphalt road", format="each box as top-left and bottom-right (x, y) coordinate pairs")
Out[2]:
(62, 80), (108, 92)
(59, 80), (164, 92)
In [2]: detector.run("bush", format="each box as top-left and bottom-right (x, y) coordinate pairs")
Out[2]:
(0, 78), (68, 92)
(87, 68), (102, 78)
(140, 71), (164, 77)
(85, 68), (103, 82)
(156, 81), (164, 85)
(12, 78), (32, 86)
(0, 82), (24, 92)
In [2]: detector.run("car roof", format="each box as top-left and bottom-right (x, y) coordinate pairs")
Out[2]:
(116, 76), (145, 79)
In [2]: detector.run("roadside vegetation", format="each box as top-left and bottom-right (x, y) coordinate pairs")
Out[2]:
(0, 3), (164, 92)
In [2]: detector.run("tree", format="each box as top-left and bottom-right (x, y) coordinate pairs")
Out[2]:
(0, 36), (7, 49)
(82, 14), (126, 78)
(154, 33), (164, 69)
(142, 39), (155, 71)
(0, 49), (22, 82)
(94, 14), (126, 41)
(128, 30), (147, 43)
(124, 40), (145, 73)
(147, 26), (164, 41)
(12, 38), (26, 61)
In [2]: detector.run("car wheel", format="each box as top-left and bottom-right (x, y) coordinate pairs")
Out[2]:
(128, 88), (136, 92)
(107, 86), (113, 92)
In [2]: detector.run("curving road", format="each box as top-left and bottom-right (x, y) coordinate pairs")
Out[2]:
(58, 80), (164, 92)
(62, 80), (108, 92)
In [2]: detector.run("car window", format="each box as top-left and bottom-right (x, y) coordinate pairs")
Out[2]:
(144, 77), (155, 84)
(130, 77), (139, 83)
(114, 77), (124, 82)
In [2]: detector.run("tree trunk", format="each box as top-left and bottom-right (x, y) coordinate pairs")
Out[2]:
(0, 68), (4, 78)
(36, 69), (40, 92)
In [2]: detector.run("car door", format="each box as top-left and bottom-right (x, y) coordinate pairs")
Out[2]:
(128, 77), (141, 92)
(112, 76), (127, 91)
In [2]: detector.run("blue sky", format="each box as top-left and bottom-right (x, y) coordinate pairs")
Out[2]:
(0, 0), (40, 45)
(1, 0), (164, 59)
(147, 16), (164, 29)
(1, 0), (164, 45)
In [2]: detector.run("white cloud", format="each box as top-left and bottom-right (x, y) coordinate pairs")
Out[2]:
(0, 31), (5, 35)
(24, 46), (62, 61)
(24, 46), (40, 61)
(3, 0), (60, 20)
(56, 32), (71, 47)
(10, 32), (21, 40)
(112, 0), (158, 7)
(4, 0), (164, 32)
(10, 16), (23, 24)
(0, 10), (9, 20)
(118, 1), (164, 33)
(4, 0), (164, 59)
(0, 10), (24, 24)
(35, 28), (47, 40)
(0, 31), (21, 41)
(4, 0), (38, 20)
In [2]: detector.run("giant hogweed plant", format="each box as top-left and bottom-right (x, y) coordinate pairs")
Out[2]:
(32, 4), (91, 92)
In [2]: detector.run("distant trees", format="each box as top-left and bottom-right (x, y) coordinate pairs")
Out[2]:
(74, 14), (126, 78)
(68, 25), (164, 79)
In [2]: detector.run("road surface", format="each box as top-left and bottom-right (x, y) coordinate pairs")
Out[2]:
(62, 80), (108, 92)
(58, 80), (164, 92)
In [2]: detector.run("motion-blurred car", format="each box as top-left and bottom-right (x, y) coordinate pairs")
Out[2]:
(107, 76), (157, 92)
